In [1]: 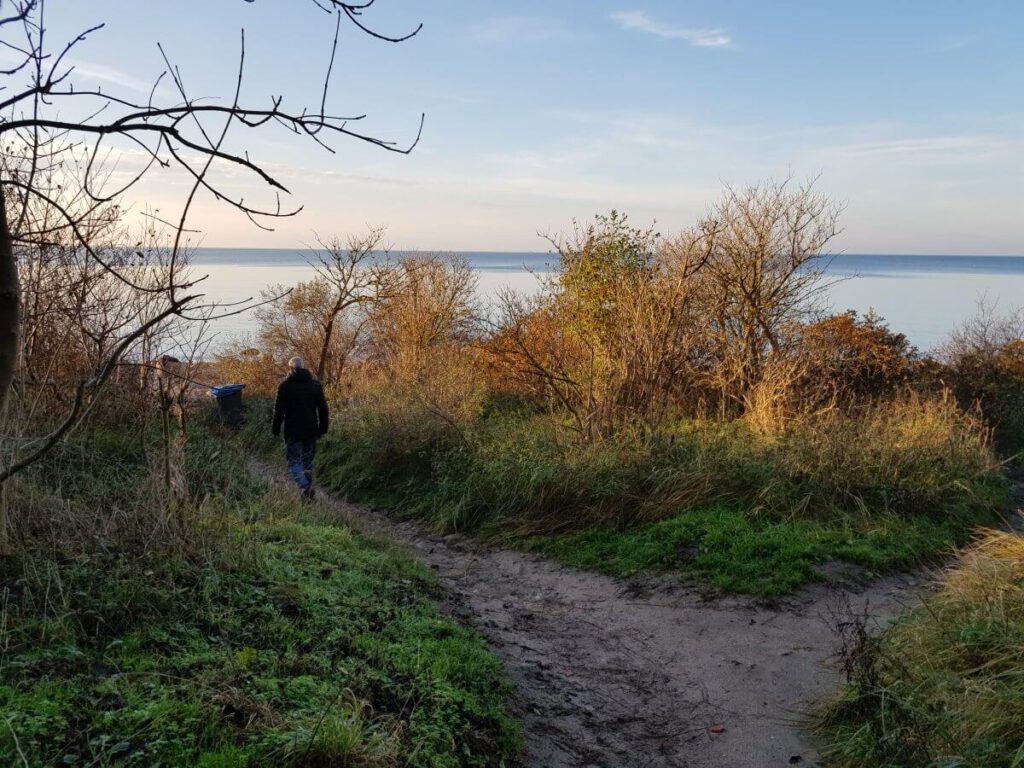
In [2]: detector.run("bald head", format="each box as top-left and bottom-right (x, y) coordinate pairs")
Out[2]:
(288, 356), (305, 371)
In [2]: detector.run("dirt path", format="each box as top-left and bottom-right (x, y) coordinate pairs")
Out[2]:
(414, 540), (921, 768)
(256, 463), (988, 767)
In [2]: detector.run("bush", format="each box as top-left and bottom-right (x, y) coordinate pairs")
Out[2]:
(818, 530), (1024, 767)
(785, 310), (919, 411)
(940, 300), (1024, 455)
(949, 339), (1024, 455)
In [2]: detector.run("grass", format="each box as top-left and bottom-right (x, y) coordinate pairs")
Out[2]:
(527, 506), (981, 597)
(0, 414), (520, 768)
(315, 393), (1008, 596)
(817, 529), (1024, 767)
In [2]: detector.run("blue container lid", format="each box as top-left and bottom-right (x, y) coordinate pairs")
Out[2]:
(211, 383), (245, 398)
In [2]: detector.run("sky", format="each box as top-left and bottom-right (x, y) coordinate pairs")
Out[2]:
(47, 1), (1024, 253)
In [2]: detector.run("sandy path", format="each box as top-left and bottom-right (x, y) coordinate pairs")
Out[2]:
(256, 462), (936, 767)
(396, 536), (919, 768)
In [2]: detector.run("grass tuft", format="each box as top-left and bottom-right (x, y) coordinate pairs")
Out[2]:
(818, 529), (1024, 767)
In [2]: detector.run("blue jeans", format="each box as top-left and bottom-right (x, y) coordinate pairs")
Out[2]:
(285, 439), (316, 490)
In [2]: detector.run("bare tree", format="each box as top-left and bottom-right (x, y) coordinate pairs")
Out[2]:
(0, 0), (423, 483)
(938, 296), (1024, 452)
(308, 227), (392, 384)
(368, 254), (480, 376)
(248, 227), (395, 391)
(366, 253), (484, 434)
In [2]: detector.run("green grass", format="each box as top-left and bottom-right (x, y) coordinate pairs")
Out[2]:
(526, 506), (977, 597)
(0, 414), (520, 768)
(316, 395), (1008, 597)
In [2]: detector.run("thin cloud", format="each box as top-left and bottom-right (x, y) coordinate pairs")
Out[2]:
(610, 10), (731, 48)
(933, 34), (979, 53)
(0, 48), (155, 93)
(469, 15), (574, 44)
(828, 136), (1000, 159)
(68, 59), (155, 94)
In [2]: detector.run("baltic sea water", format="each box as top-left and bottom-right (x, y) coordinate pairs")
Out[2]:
(191, 249), (1024, 352)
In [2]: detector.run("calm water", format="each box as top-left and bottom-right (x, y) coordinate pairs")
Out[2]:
(191, 249), (1024, 352)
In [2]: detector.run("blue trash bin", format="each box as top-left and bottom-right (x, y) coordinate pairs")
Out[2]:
(211, 383), (245, 427)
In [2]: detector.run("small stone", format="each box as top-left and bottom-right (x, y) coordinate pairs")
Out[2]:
(709, 724), (725, 734)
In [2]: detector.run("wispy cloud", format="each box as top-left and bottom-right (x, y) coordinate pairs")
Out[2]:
(0, 48), (154, 93)
(834, 136), (983, 156)
(68, 59), (154, 94)
(610, 10), (731, 48)
(933, 35), (979, 53)
(469, 16), (574, 44)
(545, 108), (712, 152)
(824, 135), (1010, 161)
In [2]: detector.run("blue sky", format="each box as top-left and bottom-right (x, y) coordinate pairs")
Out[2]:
(52, 1), (1024, 253)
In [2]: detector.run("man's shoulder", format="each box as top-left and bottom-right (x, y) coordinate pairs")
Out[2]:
(280, 375), (323, 391)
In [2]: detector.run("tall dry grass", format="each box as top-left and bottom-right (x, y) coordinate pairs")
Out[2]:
(748, 392), (1002, 520)
(820, 529), (1024, 767)
(319, 388), (1004, 536)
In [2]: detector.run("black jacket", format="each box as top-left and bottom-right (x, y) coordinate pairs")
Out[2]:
(272, 368), (329, 442)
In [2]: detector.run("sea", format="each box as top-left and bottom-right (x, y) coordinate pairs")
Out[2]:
(189, 249), (1024, 353)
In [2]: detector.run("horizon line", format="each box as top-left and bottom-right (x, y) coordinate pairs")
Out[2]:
(191, 246), (1024, 259)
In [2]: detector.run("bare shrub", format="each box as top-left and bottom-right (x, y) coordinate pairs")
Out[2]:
(941, 296), (1024, 358)
(938, 297), (1024, 453)
(694, 177), (842, 412)
(357, 254), (485, 442)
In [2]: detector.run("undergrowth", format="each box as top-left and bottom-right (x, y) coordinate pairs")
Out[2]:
(0, 414), (520, 767)
(317, 394), (1007, 596)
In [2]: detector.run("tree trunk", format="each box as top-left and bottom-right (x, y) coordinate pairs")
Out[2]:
(0, 184), (19, 550)
(0, 184), (19, 420)
(316, 315), (335, 384)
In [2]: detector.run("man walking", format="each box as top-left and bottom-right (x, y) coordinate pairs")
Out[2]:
(272, 357), (329, 499)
